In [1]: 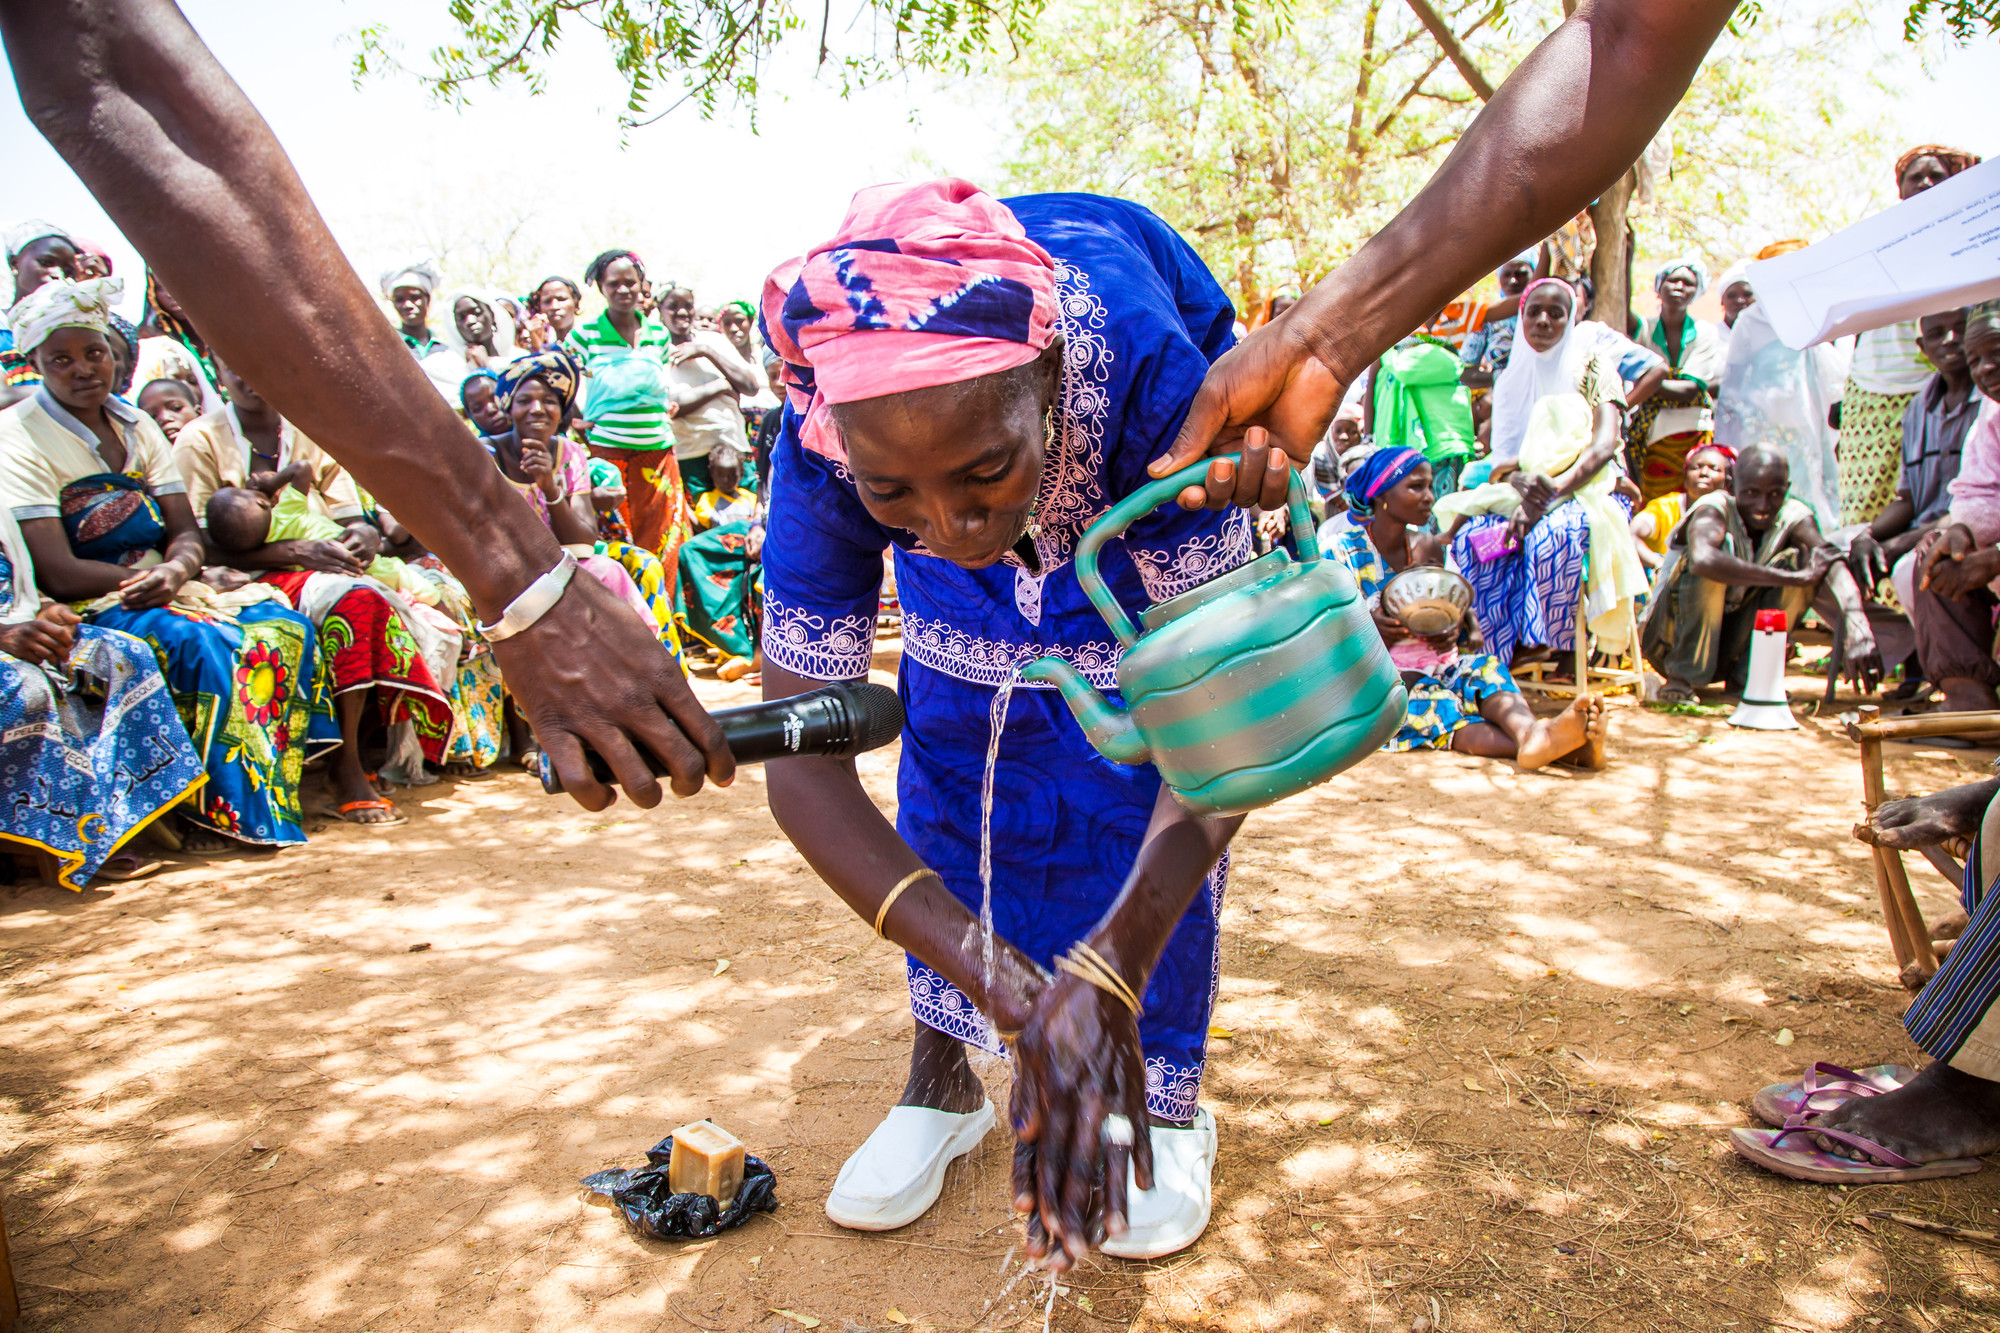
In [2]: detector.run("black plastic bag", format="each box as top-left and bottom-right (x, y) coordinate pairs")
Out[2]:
(582, 1136), (778, 1240)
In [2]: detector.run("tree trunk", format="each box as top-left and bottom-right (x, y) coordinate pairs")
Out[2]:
(1588, 168), (1637, 335)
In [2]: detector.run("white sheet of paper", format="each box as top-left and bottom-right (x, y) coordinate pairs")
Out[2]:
(1746, 157), (2000, 350)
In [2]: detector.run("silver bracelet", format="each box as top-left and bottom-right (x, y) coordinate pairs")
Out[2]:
(477, 551), (578, 642)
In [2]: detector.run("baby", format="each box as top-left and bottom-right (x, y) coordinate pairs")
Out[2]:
(693, 442), (758, 530)
(206, 463), (440, 606)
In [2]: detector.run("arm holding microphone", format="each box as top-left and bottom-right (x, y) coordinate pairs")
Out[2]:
(0, 0), (730, 811)
(551, 669), (1048, 1038)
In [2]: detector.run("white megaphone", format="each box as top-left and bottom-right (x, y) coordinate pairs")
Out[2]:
(1730, 608), (1800, 731)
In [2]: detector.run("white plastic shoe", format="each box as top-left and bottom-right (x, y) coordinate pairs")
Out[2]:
(825, 1100), (996, 1231)
(1100, 1108), (1217, 1259)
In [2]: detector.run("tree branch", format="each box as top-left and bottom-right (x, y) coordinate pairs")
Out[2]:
(1373, 53), (1446, 138)
(1400, 0), (1494, 101)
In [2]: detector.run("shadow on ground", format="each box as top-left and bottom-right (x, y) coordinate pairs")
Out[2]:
(0, 662), (1995, 1331)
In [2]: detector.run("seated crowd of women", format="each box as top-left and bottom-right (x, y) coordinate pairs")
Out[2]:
(0, 220), (772, 881)
(1313, 269), (1656, 768)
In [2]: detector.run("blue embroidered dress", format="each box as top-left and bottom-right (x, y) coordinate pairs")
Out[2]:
(760, 194), (1251, 1120)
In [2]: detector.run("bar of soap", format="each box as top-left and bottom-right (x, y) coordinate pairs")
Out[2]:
(668, 1120), (745, 1207)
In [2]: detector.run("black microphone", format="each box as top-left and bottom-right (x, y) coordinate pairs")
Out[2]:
(538, 680), (906, 794)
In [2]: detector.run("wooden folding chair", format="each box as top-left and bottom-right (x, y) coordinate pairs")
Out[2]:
(0, 1189), (17, 1331)
(1844, 704), (2000, 989)
(1510, 592), (1643, 698)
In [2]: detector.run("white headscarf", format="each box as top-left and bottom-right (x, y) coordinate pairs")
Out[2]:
(1487, 277), (1589, 465)
(439, 288), (520, 366)
(379, 260), (441, 300)
(1653, 256), (1710, 298)
(6, 276), (123, 355)
(3, 219), (73, 265)
(1716, 259), (1753, 298)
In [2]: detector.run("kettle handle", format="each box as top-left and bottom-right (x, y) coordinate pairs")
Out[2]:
(1076, 452), (1317, 650)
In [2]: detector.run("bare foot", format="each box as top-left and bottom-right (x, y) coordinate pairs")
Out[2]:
(1932, 907), (1971, 942)
(1858, 777), (1999, 850)
(1809, 1061), (2000, 1164)
(1517, 695), (1604, 771)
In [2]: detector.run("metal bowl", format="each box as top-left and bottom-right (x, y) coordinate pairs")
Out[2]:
(1379, 566), (1473, 637)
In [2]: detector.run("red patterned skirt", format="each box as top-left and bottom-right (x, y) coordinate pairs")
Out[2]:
(258, 572), (456, 763)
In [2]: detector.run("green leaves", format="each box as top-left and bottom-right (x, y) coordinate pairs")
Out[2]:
(1902, 0), (2000, 42)
(351, 0), (1049, 127)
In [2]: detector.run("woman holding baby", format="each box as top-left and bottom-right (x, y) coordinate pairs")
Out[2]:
(171, 354), (461, 821)
(0, 276), (333, 850)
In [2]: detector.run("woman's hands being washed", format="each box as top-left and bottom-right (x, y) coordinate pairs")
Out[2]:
(1006, 795), (1240, 1270)
(1008, 958), (1152, 1271)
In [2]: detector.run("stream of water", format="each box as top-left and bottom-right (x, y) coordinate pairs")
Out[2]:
(978, 667), (1022, 992)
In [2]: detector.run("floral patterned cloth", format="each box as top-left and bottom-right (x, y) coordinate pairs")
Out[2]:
(445, 653), (506, 771)
(257, 570), (456, 765)
(0, 395), (333, 847)
(91, 599), (336, 845)
(0, 626), (205, 888)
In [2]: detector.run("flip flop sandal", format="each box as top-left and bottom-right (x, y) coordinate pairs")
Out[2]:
(336, 799), (408, 827)
(1752, 1062), (1917, 1128)
(1730, 1118), (1983, 1184)
(95, 852), (165, 882)
(1654, 684), (1699, 705)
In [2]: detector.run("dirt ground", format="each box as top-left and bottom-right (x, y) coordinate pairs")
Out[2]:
(3, 642), (1999, 1333)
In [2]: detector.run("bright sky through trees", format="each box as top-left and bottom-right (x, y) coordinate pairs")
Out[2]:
(0, 0), (1992, 320)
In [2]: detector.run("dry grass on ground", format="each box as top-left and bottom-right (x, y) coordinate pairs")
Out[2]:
(1, 650), (1998, 1331)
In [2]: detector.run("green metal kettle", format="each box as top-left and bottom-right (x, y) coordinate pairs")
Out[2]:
(1022, 455), (1405, 816)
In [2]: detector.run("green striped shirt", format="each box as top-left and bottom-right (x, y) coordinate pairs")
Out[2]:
(565, 311), (673, 451)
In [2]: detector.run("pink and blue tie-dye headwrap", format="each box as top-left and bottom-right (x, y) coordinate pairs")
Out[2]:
(1343, 445), (1425, 521)
(760, 178), (1058, 462)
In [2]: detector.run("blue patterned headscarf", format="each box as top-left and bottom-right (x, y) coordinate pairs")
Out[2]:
(495, 349), (582, 417)
(1343, 446), (1425, 522)
(459, 368), (501, 413)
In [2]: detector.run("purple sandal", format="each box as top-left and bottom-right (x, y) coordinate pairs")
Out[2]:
(1751, 1062), (1916, 1128)
(1731, 1113), (1983, 1184)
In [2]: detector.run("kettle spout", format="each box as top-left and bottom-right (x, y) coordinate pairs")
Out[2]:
(1021, 656), (1150, 765)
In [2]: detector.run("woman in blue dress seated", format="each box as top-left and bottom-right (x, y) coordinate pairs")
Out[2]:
(1325, 445), (1605, 767)
(1433, 277), (1650, 679)
(0, 277), (334, 853)
(757, 181), (1262, 1268)
(0, 495), (204, 888)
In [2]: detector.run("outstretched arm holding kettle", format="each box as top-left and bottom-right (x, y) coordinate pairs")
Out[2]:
(1149, 0), (1742, 510)
(763, 658), (1239, 1271)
